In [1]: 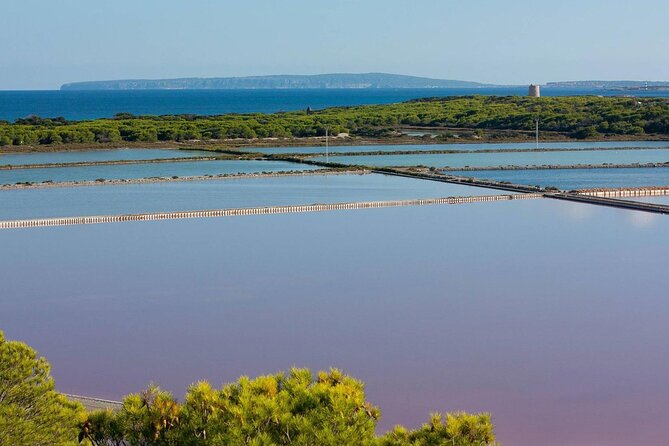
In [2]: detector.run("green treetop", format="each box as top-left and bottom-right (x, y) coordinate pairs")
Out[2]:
(0, 331), (84, 446)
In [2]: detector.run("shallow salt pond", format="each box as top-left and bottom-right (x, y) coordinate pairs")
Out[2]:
(1, 199), (668, 446)
(0, 159), (318, 184)
(632, 195), (669, 205)
(240, 140), (669, 155)
(447, 167), (669, 190)
(0, 148), (212, 166)
(0, 173), (506, 220)
(314, 149), (669, 168)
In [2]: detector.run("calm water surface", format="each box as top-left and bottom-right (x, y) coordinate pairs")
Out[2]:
(1, 200), (668, 446)
(0, 160), (318, 184)
(243, 140), (669, 155)
(316, 149), (669, 168)
(0, 173), (504, 220)
(634, 196), (669, 205)
(447, 167), (669, 190)
(0, 148), (210, 166)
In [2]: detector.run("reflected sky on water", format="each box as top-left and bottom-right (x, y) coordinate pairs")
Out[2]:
(447, 167), (669, 190)
(0, 173), (505, 220)
(243, 140), (669, 155)
(1, 199), (668, 446)
(0, 148), (211, 166)
(0, 160), (318, 185)
(313, 149), (669, 168)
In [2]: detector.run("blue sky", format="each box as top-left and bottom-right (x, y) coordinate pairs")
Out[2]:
(2, 0), (668, 89)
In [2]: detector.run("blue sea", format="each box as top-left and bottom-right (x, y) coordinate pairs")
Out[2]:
(3, 87), (669, 121)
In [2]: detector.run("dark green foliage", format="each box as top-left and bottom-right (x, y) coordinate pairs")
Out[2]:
(572, 125), (599, 139)
(79, 370), (497, 446)
(0, 330), (498, 446)
(2, 96), (668, 146)
(0, 331), (84, 446)
(80, 369), (382, 446)
(378, 413), (496, 446)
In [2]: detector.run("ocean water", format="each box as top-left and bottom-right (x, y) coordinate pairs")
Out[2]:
(1, 200), (668, 446)
(317, 149), (669, 168)
(447, 167), (669, 190)
(0, 148), (210, 166)
(242, 140), (669, 155)
(3, 87), (669, 121)
(0, 159), (318, 185)
(0, 173), (506, 220)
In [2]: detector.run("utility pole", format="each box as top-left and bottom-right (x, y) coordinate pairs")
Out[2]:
(535, 118), (540, 150)
(325, 126), (329, 163)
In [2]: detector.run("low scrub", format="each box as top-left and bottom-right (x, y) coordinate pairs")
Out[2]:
(2, 96), (668, 147)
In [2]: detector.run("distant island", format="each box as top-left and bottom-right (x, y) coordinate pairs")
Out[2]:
(547, 80), (669, 90)
(60, 73), (496, 90)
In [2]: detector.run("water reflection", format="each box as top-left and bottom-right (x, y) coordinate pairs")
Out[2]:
(447, 167), (669, 190)
(314, 149), (669, 169)
(0, 160), (318, 184)
(0, 173), (506, 220)
(0, 148), (211, 166)
(241, 141), (669, 155)
(1, 199), (668, 446)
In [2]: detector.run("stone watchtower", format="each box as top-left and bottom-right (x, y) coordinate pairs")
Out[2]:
(528, 84), (541, 97)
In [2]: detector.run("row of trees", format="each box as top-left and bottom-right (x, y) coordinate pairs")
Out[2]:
(0, 331), (497, 445)
(3, 96), (666, 147)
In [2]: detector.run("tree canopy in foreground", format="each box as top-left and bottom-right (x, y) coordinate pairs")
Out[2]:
(0, 330), (497, 445)
(0, 331), (83, 446)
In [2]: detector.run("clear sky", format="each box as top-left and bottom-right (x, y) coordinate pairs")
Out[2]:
(2, 0), (668, 90)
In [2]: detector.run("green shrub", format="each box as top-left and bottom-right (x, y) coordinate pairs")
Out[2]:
(0, 331), (84, 446)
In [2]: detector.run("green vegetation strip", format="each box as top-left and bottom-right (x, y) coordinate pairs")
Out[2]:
(1, 96), (668, 147)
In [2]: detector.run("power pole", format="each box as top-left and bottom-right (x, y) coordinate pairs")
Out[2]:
(535, 118), (540, 149)
(325, 126), (329, 163)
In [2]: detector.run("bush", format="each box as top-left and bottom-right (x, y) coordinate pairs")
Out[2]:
(572, 125), (599, 139)
(378, 413), (496, 446)
(0, 331), (497, 446)
(0, 331), (83, 446)
(79, 370), (498, 446)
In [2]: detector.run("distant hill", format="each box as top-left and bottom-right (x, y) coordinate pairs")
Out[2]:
(60, 73), (496, 90)
(547, 80), (669, 89)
